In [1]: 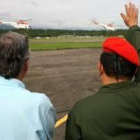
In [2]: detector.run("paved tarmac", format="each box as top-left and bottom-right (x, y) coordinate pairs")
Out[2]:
(24, 48), (102, 140)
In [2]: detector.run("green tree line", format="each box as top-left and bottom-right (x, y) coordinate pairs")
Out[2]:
(0, 29), (127, 38)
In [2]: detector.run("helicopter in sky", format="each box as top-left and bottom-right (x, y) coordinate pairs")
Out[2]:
(92, 19), (115, 31)
(0, 19), (31, 29)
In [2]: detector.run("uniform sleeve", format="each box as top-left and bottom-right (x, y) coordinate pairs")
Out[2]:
(65, 111), (82, 140)
(125, 25), (140, 82)
(125, 25), (140, 51)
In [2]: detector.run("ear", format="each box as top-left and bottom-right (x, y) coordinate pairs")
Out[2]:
(23, 59), (29, 72)
(97, 61), (104, 76)
(17, 59), (29, 81)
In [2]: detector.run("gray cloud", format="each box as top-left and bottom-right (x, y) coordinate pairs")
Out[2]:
(29, 1), (38, 6)
(0, 0), (139, 29)
(0, 12), (11, 17)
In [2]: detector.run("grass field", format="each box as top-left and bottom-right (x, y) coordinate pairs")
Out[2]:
(29, 36), (106, 51)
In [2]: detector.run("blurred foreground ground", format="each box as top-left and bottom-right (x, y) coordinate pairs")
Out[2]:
(24, 48), (102, 140)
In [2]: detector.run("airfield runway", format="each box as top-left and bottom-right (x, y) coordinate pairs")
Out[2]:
(24, 48), (102, 140)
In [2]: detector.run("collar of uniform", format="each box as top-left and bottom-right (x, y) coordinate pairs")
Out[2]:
(0, 76), (25, 89)
(98, 80), (135, 93)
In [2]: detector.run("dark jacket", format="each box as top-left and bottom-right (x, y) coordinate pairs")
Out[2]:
(65, 26), (140, 140)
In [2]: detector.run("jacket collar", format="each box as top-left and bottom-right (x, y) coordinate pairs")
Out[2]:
(98, 80), (136, 93)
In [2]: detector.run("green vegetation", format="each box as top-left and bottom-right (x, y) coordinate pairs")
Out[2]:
(29, 37), (105, 51)
(0, 28), (127, 38)
(0, 28), (127, 51)
(30, 41), (102, 51)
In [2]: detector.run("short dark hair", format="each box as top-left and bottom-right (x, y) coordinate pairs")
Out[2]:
(100, 52), (137, 79)
(0, 32), (29, 79)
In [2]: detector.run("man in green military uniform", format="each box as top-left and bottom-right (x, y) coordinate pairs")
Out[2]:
(65, 3), (140, 140)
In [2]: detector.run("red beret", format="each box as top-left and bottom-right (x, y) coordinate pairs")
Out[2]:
(102, 37), (140, 66)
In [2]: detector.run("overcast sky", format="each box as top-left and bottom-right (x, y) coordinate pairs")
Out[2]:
(0, 0), (140, 29)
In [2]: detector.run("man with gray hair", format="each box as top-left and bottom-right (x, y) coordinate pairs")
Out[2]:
(0, 32), (56, 140)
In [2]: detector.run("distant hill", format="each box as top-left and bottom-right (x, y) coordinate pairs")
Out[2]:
(0, 24), (15, 30)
